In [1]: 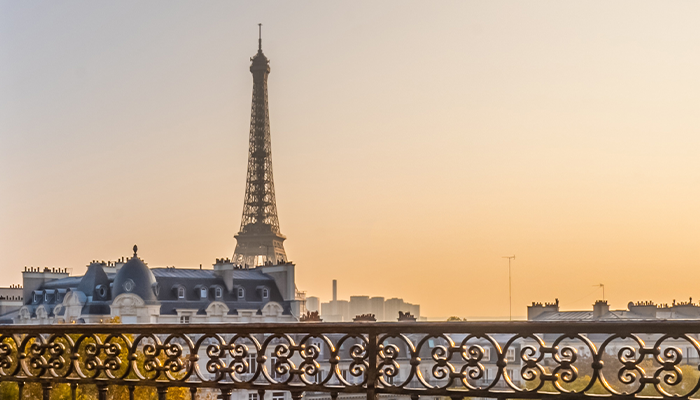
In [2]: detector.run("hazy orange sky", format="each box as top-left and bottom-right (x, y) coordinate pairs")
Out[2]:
(2, 1), (700, 319)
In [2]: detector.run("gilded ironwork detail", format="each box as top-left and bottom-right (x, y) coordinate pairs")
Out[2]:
(1, 322), (700, 399)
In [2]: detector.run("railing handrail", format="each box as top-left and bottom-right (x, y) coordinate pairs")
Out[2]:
(4, 320), (700, 334)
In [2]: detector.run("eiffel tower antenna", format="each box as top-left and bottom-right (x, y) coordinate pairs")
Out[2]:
(233, 27), (288, 267)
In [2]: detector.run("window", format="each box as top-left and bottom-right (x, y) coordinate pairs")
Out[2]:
(314, 370), (324, 384)
(270, 356), (282, 379)
(215, 287), (223, 298)
(44, 292), (50, 302)
(482, 347), (490, 361)
(96, 285), (107, 298)
(238, 287), (245, 299)
(248, 394), (258, 400)
(123, 279), (134, 292)
(178, 287), (185, 299)
(483, 368), (490, 381)
(262, 288), (269, 299)
(311, 341), (323, 357)
(180, 315), (190, 324)
(200, 287), (207, 299)
(506, 348), (516, 362)
(272, 392), (285, 400)
(246, 353), (257, 375)
(33, 292), (40, 304)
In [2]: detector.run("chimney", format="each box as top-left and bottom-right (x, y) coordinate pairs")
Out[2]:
(332, 280), (337, 302)
(527, 299), (559, 321)
(593, 300), (609, 319)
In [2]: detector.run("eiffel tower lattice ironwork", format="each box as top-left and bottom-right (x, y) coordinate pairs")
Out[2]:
(233, 25), (288, 267)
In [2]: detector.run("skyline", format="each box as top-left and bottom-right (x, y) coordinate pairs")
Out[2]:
(3, 1), (700, 319)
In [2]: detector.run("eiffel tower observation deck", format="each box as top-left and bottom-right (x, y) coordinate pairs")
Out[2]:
(233, 25), (289, 267)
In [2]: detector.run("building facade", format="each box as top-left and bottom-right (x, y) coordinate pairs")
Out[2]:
(8, 246), (299, 325)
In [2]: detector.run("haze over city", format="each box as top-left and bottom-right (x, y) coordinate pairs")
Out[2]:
(3, 1), (700, 320)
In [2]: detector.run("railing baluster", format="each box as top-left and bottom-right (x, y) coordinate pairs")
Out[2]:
(96, 383), (108, 400)
(258, 389), (266, 400)
(129, 385), (135, 400)
(70, 382), (77, 400)
(291, 390), (304, 400)
(17, 382), (23, 400)
(366, 329), (378, 400)
(157, 386), (168, 400)
(220, 387), (232, 400)
(41, 382), (51, 400)
(190, 386), (197, 400)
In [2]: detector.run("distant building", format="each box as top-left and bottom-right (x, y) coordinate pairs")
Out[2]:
(319, 280), (420, 321)
(0, 285), (23, 319)
(528, 298), (700, 321)
(4, 246), (298, 325)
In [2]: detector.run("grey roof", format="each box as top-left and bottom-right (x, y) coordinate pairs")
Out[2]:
(42, 276), (82, 289)
(78, 263), (111, 300)
(24, 261), (291, 318)
(533, 310), (675, 321)
(113, 256), (158, 304)
(151, 267), (286, 315)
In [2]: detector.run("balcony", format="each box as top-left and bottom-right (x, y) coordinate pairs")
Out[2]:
(1, 321), (699, 399)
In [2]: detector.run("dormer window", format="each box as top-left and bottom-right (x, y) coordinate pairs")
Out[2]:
(238, 287), (245, 299)
(96, 285), (107, 299)
(262, 288), (269, 299)
(200, 287), (207, 299)
(178, 287), (185, 299)
(123, 279), (135, 292)
(215, 287), (223, 299)
(44, 292), (50, 302)
(33, 292), (41, 304)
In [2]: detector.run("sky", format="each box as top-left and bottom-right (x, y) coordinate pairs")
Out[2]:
(2, 1), (700, 320)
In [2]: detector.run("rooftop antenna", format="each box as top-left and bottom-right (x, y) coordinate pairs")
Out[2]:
(258, 23), (262, 51)
(594, 283), (605, 300)
(502, 255), (515, 320)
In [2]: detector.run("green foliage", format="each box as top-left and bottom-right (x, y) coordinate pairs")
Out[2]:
(446, 316), (466, 321)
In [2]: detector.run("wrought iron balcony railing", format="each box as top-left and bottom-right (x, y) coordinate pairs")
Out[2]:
(2, 321), (700, 399)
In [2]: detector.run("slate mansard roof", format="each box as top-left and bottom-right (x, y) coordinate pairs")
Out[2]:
(22, 253), (292, 319)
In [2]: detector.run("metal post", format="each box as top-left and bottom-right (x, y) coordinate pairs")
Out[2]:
(97, 383), (108, 400)
(366, 330), (378, 400)
(157, 387), (168, 400)
(220, 388), (232, 400)
(71, 382), (77, 400)
(291, 391), (304, 400)
(42, 382), (52, 400)
(502, 255), (515, 320)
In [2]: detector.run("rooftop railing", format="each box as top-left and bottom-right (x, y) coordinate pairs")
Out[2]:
(1, 321), (700, 399)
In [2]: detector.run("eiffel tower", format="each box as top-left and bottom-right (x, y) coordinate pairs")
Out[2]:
(233, 25), (289, 267)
